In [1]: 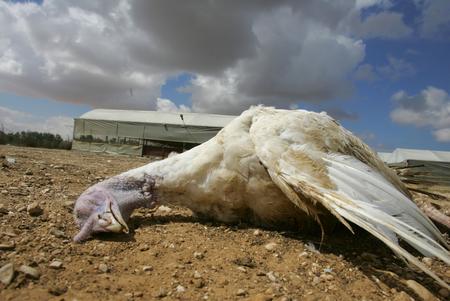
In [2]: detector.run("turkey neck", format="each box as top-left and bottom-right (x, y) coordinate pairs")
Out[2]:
(110, 141), (215, 214)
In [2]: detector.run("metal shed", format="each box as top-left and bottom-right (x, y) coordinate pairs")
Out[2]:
(72, 109), (236, 156)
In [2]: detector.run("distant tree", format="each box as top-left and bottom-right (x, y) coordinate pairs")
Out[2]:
(0, 130), (72, 150)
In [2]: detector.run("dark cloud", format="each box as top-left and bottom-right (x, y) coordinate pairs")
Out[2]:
(0, 0), (420, 114)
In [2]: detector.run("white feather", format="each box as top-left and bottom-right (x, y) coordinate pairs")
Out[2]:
(114, 106), (449, 288)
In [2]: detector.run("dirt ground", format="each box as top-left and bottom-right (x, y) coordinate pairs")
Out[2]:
(0, 145), (449, 301)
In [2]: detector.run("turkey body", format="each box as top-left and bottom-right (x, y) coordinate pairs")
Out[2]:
(74, 106), (449, 288)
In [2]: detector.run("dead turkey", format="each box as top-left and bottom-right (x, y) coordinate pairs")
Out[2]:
(73, 106), (450, 288)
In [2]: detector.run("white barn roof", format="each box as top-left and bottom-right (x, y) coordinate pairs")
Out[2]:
(378, 148), (450, 164)
(79, 109), (236, 128)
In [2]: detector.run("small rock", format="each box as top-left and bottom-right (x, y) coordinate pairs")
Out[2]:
(139, 244), (150, 251)
(63, 201), (75, 211)
(405, 279), (437, 301)
(25, 169), (33, 175)
(193, 270), (202, 279)
(0, 263), (15, 285)
(156, 205), (172, 213)
(17, 206), (26, 212)
(176, 285), (186, 293)
(232, 257), (256, 268)
(312, 276), (321, 285)
(134, 291), (144, 298)
(305, 242), (319, 253)
(264, 242), (277, 251)
(319, 273), (334, 281)
(266, 271), (277, 282)
(49, 260), (63, 269)
(27, 202), (43, 217)
(193, 278), (205, 288)
(0, 204), (9, 215)
(237, 266), (247, 273)
(253, 229), (262, 236)
(142, 265), (153, 272)
(236, 289), (247, 296)
(50, 228), (66, 238)
(18, 265), (40, 279)
(438, 288), (449, 298)
(193, 251), (204, 259)
(0, 242), (15, 250)
(48, 285), (67, 296)
(421, 257), (433, 267)
(98, 263), (109, 273)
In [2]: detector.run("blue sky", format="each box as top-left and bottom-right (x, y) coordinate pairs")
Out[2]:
(0, 0), (449, 151)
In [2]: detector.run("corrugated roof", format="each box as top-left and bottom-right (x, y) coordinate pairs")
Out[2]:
(378, 148), (450, 163)
(79, 109), (237, 128)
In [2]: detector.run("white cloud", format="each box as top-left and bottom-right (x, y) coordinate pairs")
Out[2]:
(0, 105), (73, 138)
(433, 128), (450, 142)
(416, 0), (450, 37)
(390, 86), (450, 142)
(156, 98), (191, 113)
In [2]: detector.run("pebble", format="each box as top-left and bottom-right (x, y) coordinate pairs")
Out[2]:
(156, 205), (172, 213)
(49, 260), (63, 269)
(48, 285), (67, 296)
(266, 271), (277, 282)
(253, 229), (262, 236)
(236, 288), (247, 296)
(0, 263), (15, 285)
(142, 265), (153, 272)
(264, 242), (277, 251)
(193, 251), (204, 259)
(63, 201), (75, 211)
(193, 270), (202, 279)
(176, 285), (186, 293)
(237, 266), (247, 273)
(124, 292), (133, 298)
(405, 280), (437, 301)
(319, 273), (334, 281)
(25, 169), (33, 175)
(0, 204), (9, 215)
(27, 202), (43, 216)
(98, 263), (109, 273)
(17, 265), (40, 279)
(50, 228), (66, 238)
(139, 244), (150, 251)
(193, 278), (205, 288)
(0, 242), (15, 250)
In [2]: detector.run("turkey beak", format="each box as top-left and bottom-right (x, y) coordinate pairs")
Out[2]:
(106, 201), (129, 234)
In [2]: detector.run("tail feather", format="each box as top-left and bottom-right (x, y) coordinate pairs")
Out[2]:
(329, 194), (450, 289)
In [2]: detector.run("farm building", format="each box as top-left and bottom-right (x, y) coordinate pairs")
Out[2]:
(72, 109), (236, 156)
(378, 148), (450, 187)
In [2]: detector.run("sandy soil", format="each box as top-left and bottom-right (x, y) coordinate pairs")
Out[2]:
(0, 145), (449, 301)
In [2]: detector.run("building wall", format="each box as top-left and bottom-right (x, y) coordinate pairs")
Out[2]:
(72, 118), (222, 156)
